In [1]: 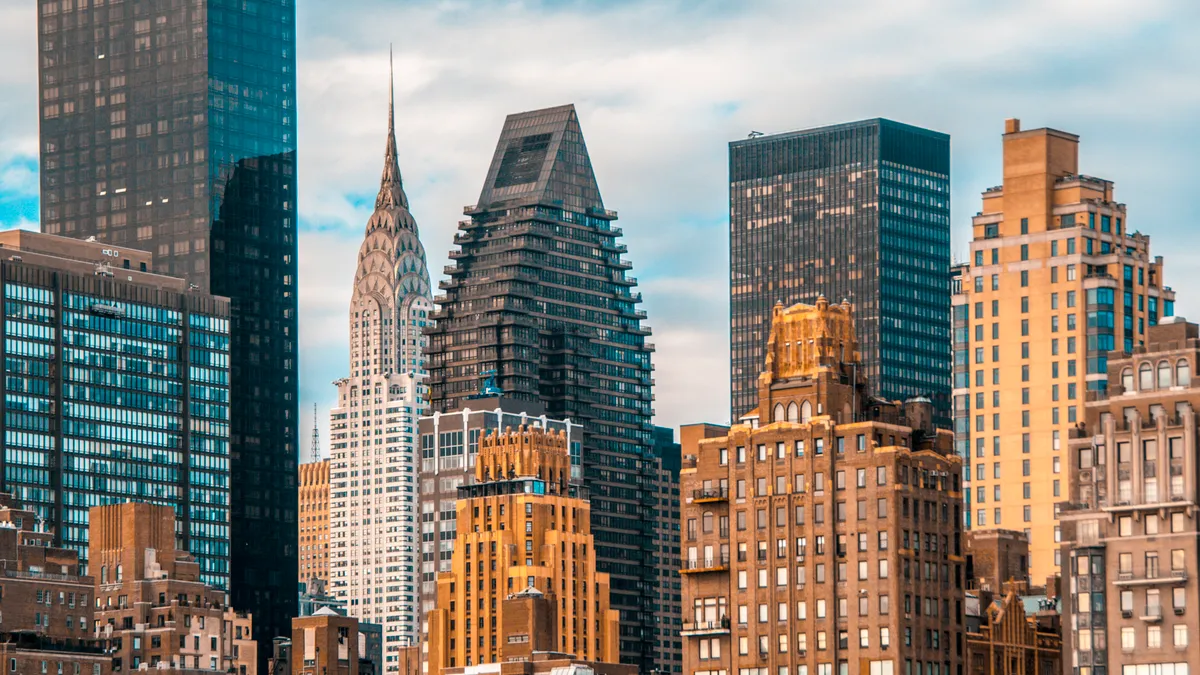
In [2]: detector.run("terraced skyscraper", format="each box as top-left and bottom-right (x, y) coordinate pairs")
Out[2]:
(426, 105), (667, 672)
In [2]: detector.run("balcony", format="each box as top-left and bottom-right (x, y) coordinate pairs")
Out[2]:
(1140, 606), (1164, 622)
(680, 617), (730, 636)
(1114, 570), (1188, 587)
(680, 555), (730, 574)
(692, 487), (728, 503)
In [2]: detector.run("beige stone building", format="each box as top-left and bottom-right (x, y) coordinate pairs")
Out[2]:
(681, 299), (965, 675)
(89, 502), (256, 675)
(1060, 319), (1200, 675)
(953, 118), (1175, 582)
(299, 460), (330, 588)
(423, 423), (625, 675)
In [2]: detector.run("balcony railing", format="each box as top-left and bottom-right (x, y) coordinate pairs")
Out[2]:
(680, 555), (730, 574)
(1115, 570), (1189, 586)
(681, 617), (731, 636)
(692, 487), (729, 502)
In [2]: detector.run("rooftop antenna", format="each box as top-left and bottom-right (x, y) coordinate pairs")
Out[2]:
(309, 403), (321, 463)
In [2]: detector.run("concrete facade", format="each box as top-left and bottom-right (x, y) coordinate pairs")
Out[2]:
(1061, 319), (1200, 675)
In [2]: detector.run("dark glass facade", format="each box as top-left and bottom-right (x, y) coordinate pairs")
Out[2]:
(0, 232), (230, 588)
(36, 0), (298, 658)
(426, 105), (666, 672)
(649, 426), (682, 673)
(729, 119), (951, 423)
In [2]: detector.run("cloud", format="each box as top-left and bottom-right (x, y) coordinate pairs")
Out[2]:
(4, 0), (1200, 450)
(294, 0), (1200, 441)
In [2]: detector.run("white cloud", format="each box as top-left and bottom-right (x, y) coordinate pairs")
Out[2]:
(3, 0), (1200, 445)
(295, 0), (1200, 435)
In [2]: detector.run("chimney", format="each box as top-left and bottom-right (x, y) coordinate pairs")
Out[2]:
(1004, 118), (1021, 134)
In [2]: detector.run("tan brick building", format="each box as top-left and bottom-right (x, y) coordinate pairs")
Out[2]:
(424, 424), (628, 675)
(0, 633), (112, 675)
(964, 586), (1061, 675)
(89, 502), (256, 675)
(953, 119), (1175, 582)
(290, 608), (379, 675)
(0, 493), (94, 638)
(1060, 319), (1200, 675)
(680, 299), (966, 675)
(965, 530), (1031, 594)
(299, 461), (330, 588)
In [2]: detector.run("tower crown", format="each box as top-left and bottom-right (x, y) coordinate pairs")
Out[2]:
(761, 295), (859, 385)
(475, 424), (571, 489)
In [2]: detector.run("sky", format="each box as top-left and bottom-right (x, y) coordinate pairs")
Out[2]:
(3, 0), (1200, 455)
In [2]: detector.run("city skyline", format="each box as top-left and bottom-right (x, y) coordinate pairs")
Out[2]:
(3, 2), (1200, 447)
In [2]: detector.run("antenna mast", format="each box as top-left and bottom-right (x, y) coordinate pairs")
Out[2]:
(309, 403), (321, 463)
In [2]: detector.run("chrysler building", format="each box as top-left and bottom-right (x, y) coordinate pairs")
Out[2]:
(329, 62), (432, 669)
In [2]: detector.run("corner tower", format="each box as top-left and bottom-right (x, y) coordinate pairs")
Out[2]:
(329, 60), (433, 671)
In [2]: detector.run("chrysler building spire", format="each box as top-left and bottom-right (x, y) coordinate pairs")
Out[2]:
(328, 48), (433, 666)
(376, 44), (407, 211)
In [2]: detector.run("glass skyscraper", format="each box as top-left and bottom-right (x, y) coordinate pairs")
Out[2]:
(0, 231), (230, 588)
(36, 0), (298, 657)
(426, 105), (667, 672)
(729, 119), (952, 423)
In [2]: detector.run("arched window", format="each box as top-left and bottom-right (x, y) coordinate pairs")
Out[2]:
(100, 566), (107, 584)
(787, 402), (799, 423)
(1178, 359), (1191, 387)
(1139, 363), (1154, 390)
(1121, 368), (1133, 392)
(800, 400), (812, 423)
(772, 403), (785, 423)
(1157, 361), (1172, 389)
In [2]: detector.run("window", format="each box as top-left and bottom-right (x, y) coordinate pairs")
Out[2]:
(1158, 361), (1172, 389)
(1140, 363), (1154, 390)
(1175, 624), (1188, 648)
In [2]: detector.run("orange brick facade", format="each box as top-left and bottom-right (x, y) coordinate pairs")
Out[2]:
(89, 502), (256, 675)
(681, 299), (966, 675)
(424, 424), (625, 675)
(299, 461), (331, 588)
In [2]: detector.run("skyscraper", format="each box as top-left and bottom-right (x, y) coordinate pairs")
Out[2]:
(415, 395), (580, 622)
(953, 118), (1175, 581)
(681, 299), (965, 675)
(424, 423), (626, 674)
(425, 104), (662, 671)
(328, 74), (432, 670)
(36, 0), (299, 655)
(729, 119), (951, 423)
(0, 230), (230, 589)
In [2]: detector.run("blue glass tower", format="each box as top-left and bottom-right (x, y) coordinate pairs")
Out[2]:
(729, 119), (952, 423)
(37, 0), (298, 660)
(0, 231), (230, 587)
